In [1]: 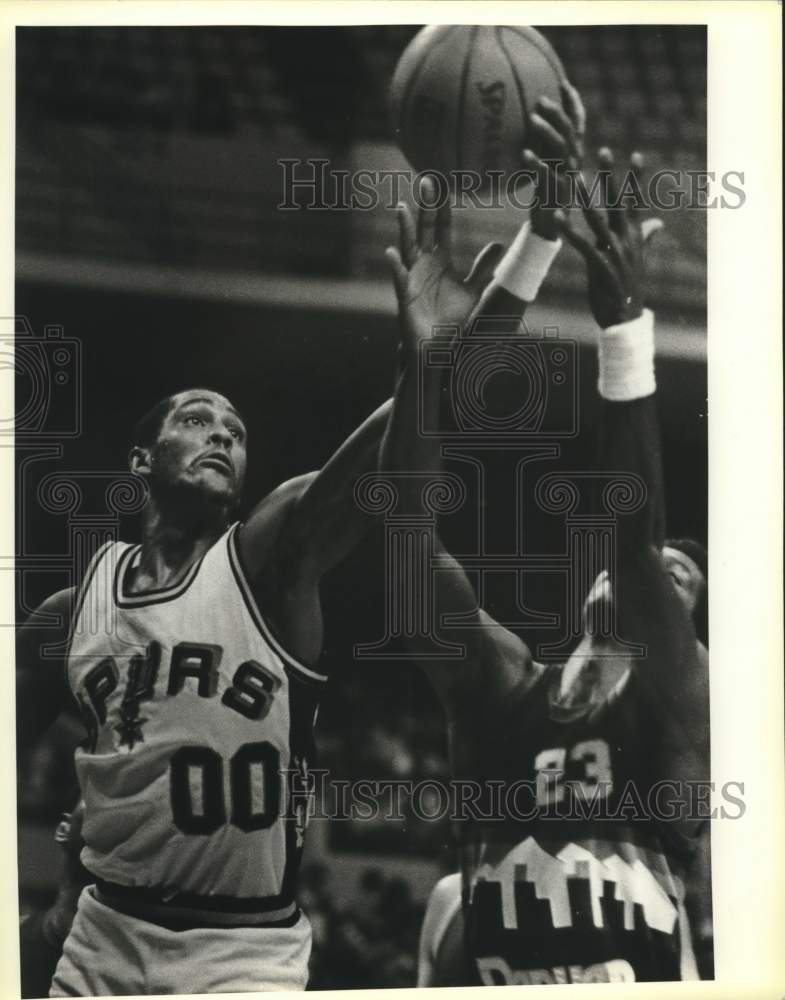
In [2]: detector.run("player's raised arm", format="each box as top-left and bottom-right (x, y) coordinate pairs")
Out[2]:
(380, 83), (586, 704)
(236, 400), (393, 669)
(240, 402), (391, 582)
(476, 80), (586, 319)
(379, 181), (539, 707)
(555, 148), (709, 787)
(16, 587), (75, 753)
(380, 182), (503, 704)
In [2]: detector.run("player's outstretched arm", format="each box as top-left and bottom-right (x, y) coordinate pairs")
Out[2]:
(472, 80), (586, 320)
(237, 87), (587, 674)
(381, 184), (498, 704)
(240, 401), (391, 582)
(380, 90), (587, 701)
(556, 149), (708, 786)
(236, 403), (393, 667)
(245, 81), (587, 597)
(16, 587), (75, 753)
(381, 184), (537, 708)
(402, 84), (589, 704)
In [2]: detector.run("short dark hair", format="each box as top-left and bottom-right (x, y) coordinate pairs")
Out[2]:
(132, 395), (175, 449)
(131, 388), (240, 450)
(665, 536), (708, 647)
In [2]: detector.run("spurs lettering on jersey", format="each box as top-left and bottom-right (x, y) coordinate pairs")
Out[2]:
(67, 525), (324, 922)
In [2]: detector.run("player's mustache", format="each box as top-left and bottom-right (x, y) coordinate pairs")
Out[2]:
(194, 450), (235, 475)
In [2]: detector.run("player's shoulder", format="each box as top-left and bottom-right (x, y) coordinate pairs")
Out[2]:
(16, 587), (77, 686)
(245, 473), (319, 534)
(474, 609), (549, 704)
(20, 586), (76, 635)
(238, 472), (319, 580)
(427, 872), (462, 913)
(476, 610), (531, 671)
(34, 586), (76, 618)
(421, 873), (463, 961)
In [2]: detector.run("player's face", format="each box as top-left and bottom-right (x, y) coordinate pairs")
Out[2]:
(662, 546), (706, 615)
(151, 391), (247, 505)
(582, 550), (706, 636)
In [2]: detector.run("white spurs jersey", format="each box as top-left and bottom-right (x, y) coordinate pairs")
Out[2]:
(66, 523), (325, 926)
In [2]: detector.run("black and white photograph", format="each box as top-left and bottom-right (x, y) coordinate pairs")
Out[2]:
(4, 4), (782, 998)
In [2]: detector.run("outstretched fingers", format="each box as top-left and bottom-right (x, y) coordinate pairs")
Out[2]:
(641, 218), (665, 243)
(534, 96), (574, 141)
(553, 210), (619, 285)
(397, 176), (453, 268)
(522, 146), (573, 212)
(629, 151), (665, 243)
(630, 150), (645, 182)
(434, 196), (452, 254)
(416, 176), (438, 253)
(581, 197), (616, 255)
(530, 87), (585, 174)
(598, 146), (627, 237)
(522, 147), (551, 189)
(385, 246), (409, 303)
(395, 201), (418, 269)
(560, 79), (586, 145)
(567, 150), (624, 265)
(529, 108), (569, 160)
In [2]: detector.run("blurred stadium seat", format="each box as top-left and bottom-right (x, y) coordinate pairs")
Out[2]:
(16, 25), (706, 319)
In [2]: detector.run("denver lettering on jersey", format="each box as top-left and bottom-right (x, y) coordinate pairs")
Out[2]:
(477, 956), (635, 985)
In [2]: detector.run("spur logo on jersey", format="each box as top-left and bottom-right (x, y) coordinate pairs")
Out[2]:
(115, 640), (161, 749)
(477, 956), (635, 985)
(77, 640), (281, 748)
(476, 837), (678, 934)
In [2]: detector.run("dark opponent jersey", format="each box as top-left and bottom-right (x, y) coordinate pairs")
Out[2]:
(461, 664), (700, 985)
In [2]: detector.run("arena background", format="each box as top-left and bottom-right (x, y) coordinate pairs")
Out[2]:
(14, 26), (709, 988)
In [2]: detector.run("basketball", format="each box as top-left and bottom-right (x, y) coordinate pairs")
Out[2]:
(390, 26), (567, 184)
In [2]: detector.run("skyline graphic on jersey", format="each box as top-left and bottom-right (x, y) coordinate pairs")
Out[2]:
(475, 835), (680, 934)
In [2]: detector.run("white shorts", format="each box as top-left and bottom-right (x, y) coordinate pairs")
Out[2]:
(50, 886), (311, 996)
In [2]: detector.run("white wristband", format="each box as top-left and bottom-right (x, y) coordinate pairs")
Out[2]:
(598, 308), (656, 401)
(492, 222), (562, 302)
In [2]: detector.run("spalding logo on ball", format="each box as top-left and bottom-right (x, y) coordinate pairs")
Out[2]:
(390, 25), (566, 183)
